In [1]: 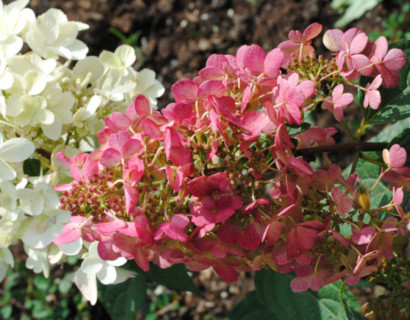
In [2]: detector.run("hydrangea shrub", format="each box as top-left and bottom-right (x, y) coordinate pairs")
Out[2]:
(1, 1), (410, 318)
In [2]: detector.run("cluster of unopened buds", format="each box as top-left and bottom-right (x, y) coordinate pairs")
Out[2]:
(55, 22), (409, 298)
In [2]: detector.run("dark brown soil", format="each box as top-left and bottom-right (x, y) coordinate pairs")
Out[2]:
(23, 0), (391, 109)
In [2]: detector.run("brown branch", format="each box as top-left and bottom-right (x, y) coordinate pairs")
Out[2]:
(36, 148), (51, 160)
(296, 142), (388, 157)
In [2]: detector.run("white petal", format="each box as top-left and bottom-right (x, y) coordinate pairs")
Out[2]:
(97, 264), (117, 284)
(0, 35), (23, 58)
(73, 56), (103, 83)
(81, 257), (103, 274)
(99, 50), (122, 68)
(115, 45), (136, 68)
(107, 256), (127, 267)
(22, 215), (55, 248)
(0, 94), (6, 117)
(59, 237), (83, 255)
(138, 69), (156, 88)
(0, 158), (16, 180)
(0, 138), (35, 162)
(74, 269), (98, 305)
(67, 40), (88, 60)
(30, 195), (45, 215)
(0, 247), (14, 266)
(0, 71), (13, 90)
(111, 268), (135, 284)
(42, 119), (62, 140)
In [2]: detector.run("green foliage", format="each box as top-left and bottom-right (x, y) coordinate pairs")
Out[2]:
(0, 261), (108, 320)
(99, 275), (147, 320)
(98, 262), (198, 319)
(229, 270), (365, 320)
(132, 262), (199, 293)
(23, 158), (41, 176)
(369, 0), (410, 41)
(331, 0), (382, 28)
(285, 122), (311, 136)
(359, 40), (410, 124)
(229, 291), (276, 320)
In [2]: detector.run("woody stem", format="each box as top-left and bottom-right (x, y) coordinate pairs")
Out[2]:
(295, 142), (388, 157)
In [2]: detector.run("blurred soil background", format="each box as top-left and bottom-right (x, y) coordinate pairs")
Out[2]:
(2, 0), (406, 319)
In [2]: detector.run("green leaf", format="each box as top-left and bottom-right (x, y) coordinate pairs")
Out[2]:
(229, 291), (276, 320)
(130, 262), (199, 293)
(333, 0), (381, 28)
(285, 122), (311, 136)
(23, 158), (41, 176)
(58, 279), (73, 294)
(360, 40), (410, 124)
(0, 305), (12, 319)
(369, 104), (410, 125)
(99, 274), (147, 320)
(354, 156), (391, 207)
(254, 269), (366, 320)
(33, 276), (50, 293)
(371, 118), (410, 143)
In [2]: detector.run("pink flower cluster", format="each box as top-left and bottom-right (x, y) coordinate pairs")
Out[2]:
(55, 23), (409, 291)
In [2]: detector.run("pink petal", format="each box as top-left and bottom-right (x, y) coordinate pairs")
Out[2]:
(367, 90), (381, 110)
(241, 111), (270, 137)
(393, 187), (403, 205)
(340, 28), (361, 50)
(205, 54), (228, 68)
(332, 84), (344, 99)
(106, 111), (131, 131)
(352, 227), (376, 245)
(336, 92), (354, 108)
(264, 48), (284, 76)
(134, 95), (151, 118)
(372, 36), (388, 61)
(53, 227), (82, 245)
(278, 40), (300, 55)
(369, 75), (383, 90)
(213, 263), (238, 282)
(389, 144), (407, 169)
(82, 157), (99, 180)
(199, 66), (225, 80)
(56, 152), (72, 167)
(288, 30), (303, 42)
(384, 48), (406, 71)
(350, 33), (368, 54)
(298, 80), (315, 98)
(108, 131), (130, 150)
(171, 78), (199, 103)
(140, 118), (163, 140)
(322, 29), (343, 51)
(100, 148), (122, 168)
(165, 165), (183, 192)
(198, 80), (226, 99)
(236, 44), (266, 74)
(303, 22), (322, 40)
(134, 214), (154, 244)
(122, 139), (144, 159)
(351, 54), (370, 70)
(96, 219), (127, 234)
(241, 86), (251, 113)
(379, 65), (400, 88)
(125, 184), (139, 214)
(333, 104), (344, 122)
(171, 214), (190, 228)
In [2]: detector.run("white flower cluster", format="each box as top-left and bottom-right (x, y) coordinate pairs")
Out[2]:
(0, 0), (163, 304)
